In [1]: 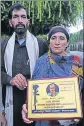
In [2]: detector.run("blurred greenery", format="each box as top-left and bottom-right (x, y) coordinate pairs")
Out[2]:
(69, 29), (83, 43)
(1, 0), (83, 35)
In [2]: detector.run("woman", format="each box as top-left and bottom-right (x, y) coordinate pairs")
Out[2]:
(22, 26), (83, 126)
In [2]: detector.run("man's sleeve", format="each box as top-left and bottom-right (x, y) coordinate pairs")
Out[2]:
(1, 39), (12, 85)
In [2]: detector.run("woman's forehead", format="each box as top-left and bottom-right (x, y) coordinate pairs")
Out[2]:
(51, 32), (66, 37)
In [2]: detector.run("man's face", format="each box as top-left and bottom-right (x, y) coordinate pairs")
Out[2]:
(50, 85), (55, 94)
(9, 8), (29, 35)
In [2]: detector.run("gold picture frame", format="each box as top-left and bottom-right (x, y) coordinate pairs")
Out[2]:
(27, 76), (82, 120)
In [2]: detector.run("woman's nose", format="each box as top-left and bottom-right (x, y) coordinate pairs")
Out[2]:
(55, 38), (60, 44)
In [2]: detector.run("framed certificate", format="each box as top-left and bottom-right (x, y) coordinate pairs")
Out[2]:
(27, 76), (82, 120)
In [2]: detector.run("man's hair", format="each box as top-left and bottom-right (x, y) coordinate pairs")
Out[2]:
(8, 2), (29, 19)
(50, 84), (55, 88)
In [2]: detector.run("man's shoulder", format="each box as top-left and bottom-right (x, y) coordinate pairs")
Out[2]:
(1, 37), (9, 51)
(48, 92), (51, 96)
(48, 92), (58, 96)
(1, 37), (9, 45)
(37, 37), (48, 57)
(37, 53), (48, 63)
(37, 37), (45, 43)
(37, 37), (48, 47)
(30, 34), (48, 47)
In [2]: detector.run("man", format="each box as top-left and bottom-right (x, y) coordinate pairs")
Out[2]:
(0, 104), (7, 126)
(48, 83), (58, 97)
(1, 3), (48, 126)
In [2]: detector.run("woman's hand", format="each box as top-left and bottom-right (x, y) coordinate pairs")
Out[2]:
(22, 104), (33, 124)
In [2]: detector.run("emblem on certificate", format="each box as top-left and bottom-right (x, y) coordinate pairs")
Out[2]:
(27, 76), (82, 120)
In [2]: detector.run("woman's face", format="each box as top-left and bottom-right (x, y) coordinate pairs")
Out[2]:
(49, 32), (68, 56)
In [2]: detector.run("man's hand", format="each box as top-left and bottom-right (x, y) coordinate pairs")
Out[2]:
(0, 113), (7, 126)
(10, 73), (27, 90)
(22, 104), (33, 124)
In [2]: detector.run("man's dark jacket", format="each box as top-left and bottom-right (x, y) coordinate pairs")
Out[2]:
(1, 36), (48, 126)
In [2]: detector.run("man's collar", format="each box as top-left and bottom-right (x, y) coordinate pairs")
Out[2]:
(15, 35), (26, 45)
(18, 38), (26, 45)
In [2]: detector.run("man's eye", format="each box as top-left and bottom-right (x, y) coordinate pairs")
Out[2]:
(13, 16), (18, 18)
(22, 16), (27, 18)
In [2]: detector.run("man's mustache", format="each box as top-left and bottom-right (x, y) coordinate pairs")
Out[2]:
(16, 23), (25, 28)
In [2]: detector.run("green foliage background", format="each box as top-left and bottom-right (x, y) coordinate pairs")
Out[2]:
(1, 0), (83, 44)
(1, 1), (83, 34)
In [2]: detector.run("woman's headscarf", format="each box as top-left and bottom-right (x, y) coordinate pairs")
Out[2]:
(48, 26), (70, 41)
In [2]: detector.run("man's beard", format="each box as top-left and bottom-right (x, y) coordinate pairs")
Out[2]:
(13, 24), (27, 35)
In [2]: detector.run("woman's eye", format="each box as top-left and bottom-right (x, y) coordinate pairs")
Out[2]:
(60, 36), (65, 40)
(50, 36), (56, 40)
